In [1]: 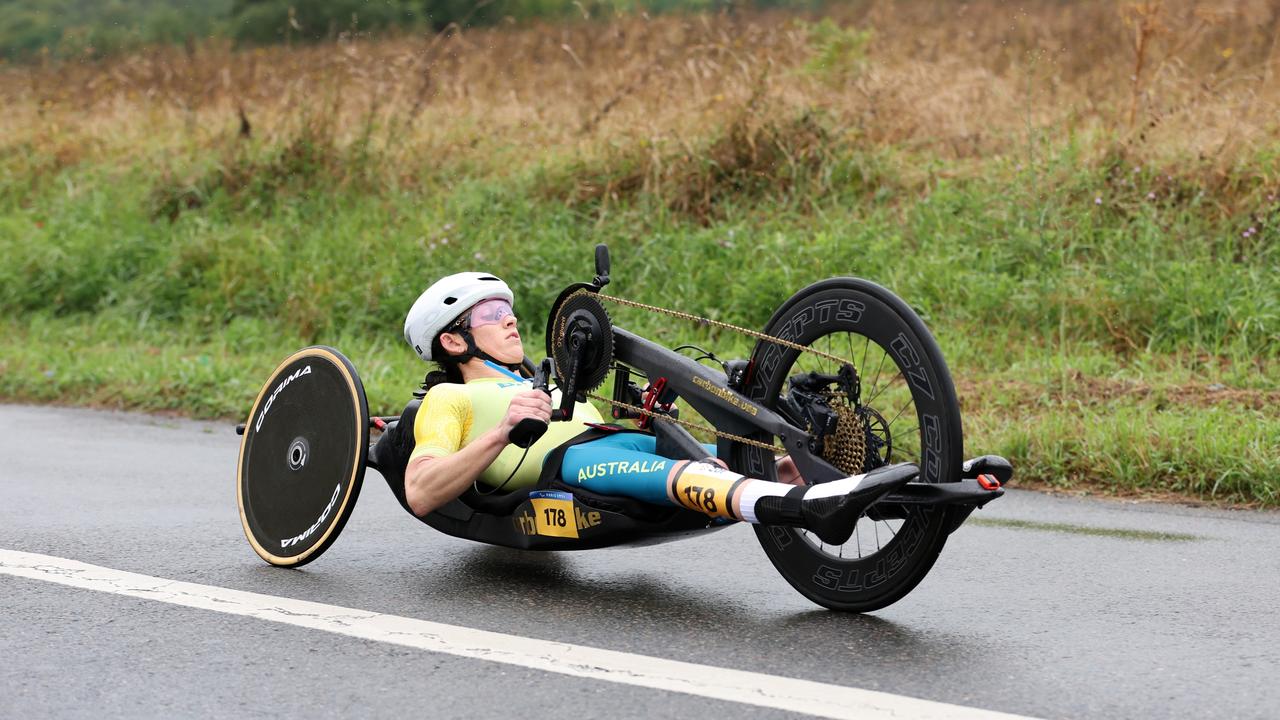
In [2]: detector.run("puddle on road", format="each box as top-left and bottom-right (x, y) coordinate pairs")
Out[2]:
(970, 517), (1201, 542)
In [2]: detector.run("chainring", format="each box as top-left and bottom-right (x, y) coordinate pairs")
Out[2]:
(549, 291), (613, 393)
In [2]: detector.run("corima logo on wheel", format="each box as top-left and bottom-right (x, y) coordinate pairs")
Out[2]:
(281, 483), (342, 549)
(255, 365), (313, 433)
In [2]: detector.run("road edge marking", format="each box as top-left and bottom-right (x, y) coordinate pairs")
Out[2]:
(1, 548), (1038, 720)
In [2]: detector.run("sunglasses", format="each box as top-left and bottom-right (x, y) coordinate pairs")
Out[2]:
(453, 298), (515, 330)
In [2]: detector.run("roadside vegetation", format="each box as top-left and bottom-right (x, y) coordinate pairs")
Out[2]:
(1, 0), (1277, 506)
(0, 0), (811, 60)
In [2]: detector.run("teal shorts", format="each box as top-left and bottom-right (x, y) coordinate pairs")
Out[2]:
(560, 433), (717, 505)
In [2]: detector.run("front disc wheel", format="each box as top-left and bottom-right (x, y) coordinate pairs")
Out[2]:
(730, 278), (963, 612)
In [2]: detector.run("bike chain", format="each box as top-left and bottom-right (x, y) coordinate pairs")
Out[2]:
(580, 290), (854, 367)
(584, 390), (783, 452)
(555, 290), (865, 456)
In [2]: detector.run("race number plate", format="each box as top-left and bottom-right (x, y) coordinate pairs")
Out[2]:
(529, 490), (579, 539)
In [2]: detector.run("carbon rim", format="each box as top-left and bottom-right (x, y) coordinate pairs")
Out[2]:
(734, 279), (961, 610)
(236, 346), (368, 567)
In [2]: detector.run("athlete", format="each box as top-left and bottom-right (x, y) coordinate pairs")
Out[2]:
(398, 272), (918, 545)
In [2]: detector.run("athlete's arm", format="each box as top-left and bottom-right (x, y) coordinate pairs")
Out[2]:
(403, 390), (551, 516)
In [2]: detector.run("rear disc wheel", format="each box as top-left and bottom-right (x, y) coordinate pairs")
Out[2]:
(236, 346), (368, 567)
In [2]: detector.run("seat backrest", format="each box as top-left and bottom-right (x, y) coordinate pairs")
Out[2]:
(373, 399), (421, 515)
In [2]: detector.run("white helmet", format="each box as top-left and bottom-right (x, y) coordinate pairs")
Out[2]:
(403, 272), (514, 361)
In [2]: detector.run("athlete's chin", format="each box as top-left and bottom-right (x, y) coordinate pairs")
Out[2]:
(493, 343), (525, 366)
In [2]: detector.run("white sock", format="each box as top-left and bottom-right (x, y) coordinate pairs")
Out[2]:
(736, 472), (872, 523)
(800, 472), (869, 500)
(736, 481), (791, 523)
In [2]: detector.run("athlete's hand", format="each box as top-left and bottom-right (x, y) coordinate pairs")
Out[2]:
(498, 389), (553, 444)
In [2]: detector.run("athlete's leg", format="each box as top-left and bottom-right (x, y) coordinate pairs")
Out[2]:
(561, 434), (916, 545)
(592, 432), (795, 483)
(561, 438), (677, 505)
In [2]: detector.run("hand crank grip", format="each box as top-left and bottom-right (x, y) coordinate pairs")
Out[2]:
(593, 244), (611, 289)
(508, 417), (547, 449)
(508, 359), (555, 448)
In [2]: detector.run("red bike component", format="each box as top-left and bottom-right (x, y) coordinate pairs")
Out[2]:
(977, 473), (1002, 491)
(639, 377), (668, 430)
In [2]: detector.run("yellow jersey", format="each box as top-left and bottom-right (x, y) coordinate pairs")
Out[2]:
(409, 377), (604, 489)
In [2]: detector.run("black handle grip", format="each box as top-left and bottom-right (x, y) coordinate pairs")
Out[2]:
(593, 244), (611, 288)
(508, 417), (548, 449)
(510, 358), (556, 448)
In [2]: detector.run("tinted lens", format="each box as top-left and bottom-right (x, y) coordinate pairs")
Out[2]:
(468, 299), (514, 328)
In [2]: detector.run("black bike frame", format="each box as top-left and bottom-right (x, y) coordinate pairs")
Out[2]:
(610, 326), (847, 484)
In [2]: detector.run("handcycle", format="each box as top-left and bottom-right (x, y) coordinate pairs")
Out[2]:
(235, 245), (1010, 612)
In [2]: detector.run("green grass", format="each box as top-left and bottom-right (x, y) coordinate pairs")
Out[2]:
(0, 313), (408, 419)
(2, 119), (1278, 508)
(7, 148), (1276, 356)
(972, 403), (1280, 507)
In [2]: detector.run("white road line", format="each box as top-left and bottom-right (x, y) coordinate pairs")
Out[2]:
(1, 549), (1038, 720)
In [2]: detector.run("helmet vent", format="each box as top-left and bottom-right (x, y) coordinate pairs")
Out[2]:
(480, 276), (499, 281)
(443, 296), (457, 305)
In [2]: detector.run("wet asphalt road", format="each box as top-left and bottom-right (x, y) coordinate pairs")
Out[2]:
(2, 404), (1278, 719)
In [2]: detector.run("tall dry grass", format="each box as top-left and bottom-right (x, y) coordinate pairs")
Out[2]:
(3, 2), (1278, 504)
(3, 0), (1278, 202)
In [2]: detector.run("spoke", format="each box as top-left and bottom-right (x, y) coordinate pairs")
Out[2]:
(864, 347), (899, 405)
(865, 345), (885, 394)
(859, 336), (871, 389)
(787, 331), (927, 564)
(885, 396), (915, 430)
(864, 367), (905, 407)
